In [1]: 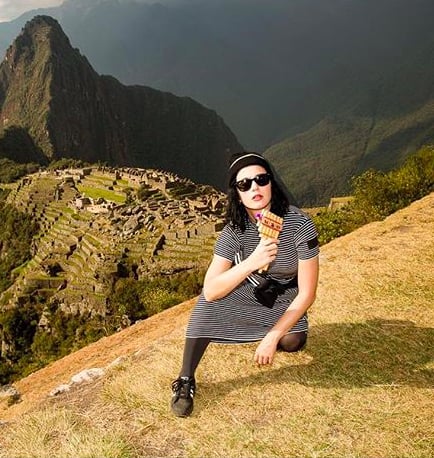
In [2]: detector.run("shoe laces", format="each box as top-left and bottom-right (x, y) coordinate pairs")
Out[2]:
(171, 376), (195, 401)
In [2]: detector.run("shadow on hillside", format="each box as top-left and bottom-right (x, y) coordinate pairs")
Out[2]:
(201, 319), (433, 401)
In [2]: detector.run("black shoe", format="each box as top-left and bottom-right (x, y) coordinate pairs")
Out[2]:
(171, 376), (196, 417)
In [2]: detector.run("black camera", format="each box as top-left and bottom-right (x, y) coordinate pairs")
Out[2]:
(253, 276), (298, 308)
(253, 279), (283, 308)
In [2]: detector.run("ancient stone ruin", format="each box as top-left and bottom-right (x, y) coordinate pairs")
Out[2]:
(0, 166), (227, 321)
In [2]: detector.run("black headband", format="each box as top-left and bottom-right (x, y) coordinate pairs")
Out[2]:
(228, 153), (272, 184)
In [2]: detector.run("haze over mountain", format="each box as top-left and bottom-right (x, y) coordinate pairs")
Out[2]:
(0, 15), (242, 189)
(0, 0), (434, 204)
(0, 1), (63, 23)
(0, 0), (432, 145)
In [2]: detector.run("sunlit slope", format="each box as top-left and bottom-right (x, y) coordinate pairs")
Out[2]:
(0, 193), (432, 458)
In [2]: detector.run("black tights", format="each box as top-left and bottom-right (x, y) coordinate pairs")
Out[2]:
(277, 331), (307, 352)
(180, 337), (211, 378)
(179, 331), (307, 378)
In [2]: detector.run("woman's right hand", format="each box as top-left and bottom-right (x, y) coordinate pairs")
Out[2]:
(247, 237), (279, 272)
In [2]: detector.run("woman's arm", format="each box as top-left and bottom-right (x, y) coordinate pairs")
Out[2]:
(254, 255), (319, 365)
(203, 237), (280, 302)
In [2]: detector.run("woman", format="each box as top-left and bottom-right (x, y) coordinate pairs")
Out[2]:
(170, 152), (319, 417)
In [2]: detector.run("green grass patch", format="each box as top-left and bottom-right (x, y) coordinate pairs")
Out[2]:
(76, 185), (125, 204)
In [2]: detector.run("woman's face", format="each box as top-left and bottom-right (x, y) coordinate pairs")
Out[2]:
(235, 164), (272, 218)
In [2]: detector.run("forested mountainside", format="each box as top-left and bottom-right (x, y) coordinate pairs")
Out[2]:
(264, 39), (434, 205)
(0, 16), (242, 191)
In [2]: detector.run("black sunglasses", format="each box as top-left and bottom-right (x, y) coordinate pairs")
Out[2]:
(235, 173), (271, 192)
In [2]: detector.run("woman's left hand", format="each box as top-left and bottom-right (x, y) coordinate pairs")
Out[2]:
(254, 333), (279, 365)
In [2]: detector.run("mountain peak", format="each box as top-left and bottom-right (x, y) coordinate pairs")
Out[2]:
(0, 15), (242, 188)
(23, 14), (62, 31)
(0, 15), (85, 160)
(6, 15), (69, 65)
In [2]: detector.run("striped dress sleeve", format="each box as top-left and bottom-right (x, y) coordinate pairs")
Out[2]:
(213, 224), (239, 262)
(294, 217), (320, 260)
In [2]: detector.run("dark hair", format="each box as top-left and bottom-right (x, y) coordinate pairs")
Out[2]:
(224, 152), (290, 231)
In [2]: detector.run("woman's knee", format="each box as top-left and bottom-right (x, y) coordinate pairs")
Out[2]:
(278, 331), (307, 353)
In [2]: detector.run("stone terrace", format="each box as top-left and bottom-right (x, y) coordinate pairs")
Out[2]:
(1, 166), (226, 315)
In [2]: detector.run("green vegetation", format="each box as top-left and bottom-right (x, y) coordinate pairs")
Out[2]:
(0, 126), (47, 166)
(0, 303), (39, 383)
(0, 203), (39, 292)
(0, 204), (40, 383)
(267, 97), (434, 207)
(88, 173), (119, 184)
(46, 158), (91, 170)
(110, 269), (205, 322)
(137, 184), (159, 201)
(266, 116), (368, 206)
(0, 266), (205, 385)
(314, 146), (434, 244)
(76, 184), (126, 204)
(0, 294), (110, 384)
(0, 158), (40, 183)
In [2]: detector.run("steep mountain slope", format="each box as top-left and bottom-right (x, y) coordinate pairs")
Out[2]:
(265, 37), (434, 206)
(0, 16), (242, 190)
(0, 0), (433, 149)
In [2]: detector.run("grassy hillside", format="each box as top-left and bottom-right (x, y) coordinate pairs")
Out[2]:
(0, 193), (432, 458)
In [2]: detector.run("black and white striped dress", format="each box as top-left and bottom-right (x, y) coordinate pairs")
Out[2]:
(185, 206), (320, 343)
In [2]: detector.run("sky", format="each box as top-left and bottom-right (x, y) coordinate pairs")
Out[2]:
(0, 0), (63, 23)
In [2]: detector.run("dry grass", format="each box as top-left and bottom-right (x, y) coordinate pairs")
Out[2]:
(0, 194), (433, 458)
